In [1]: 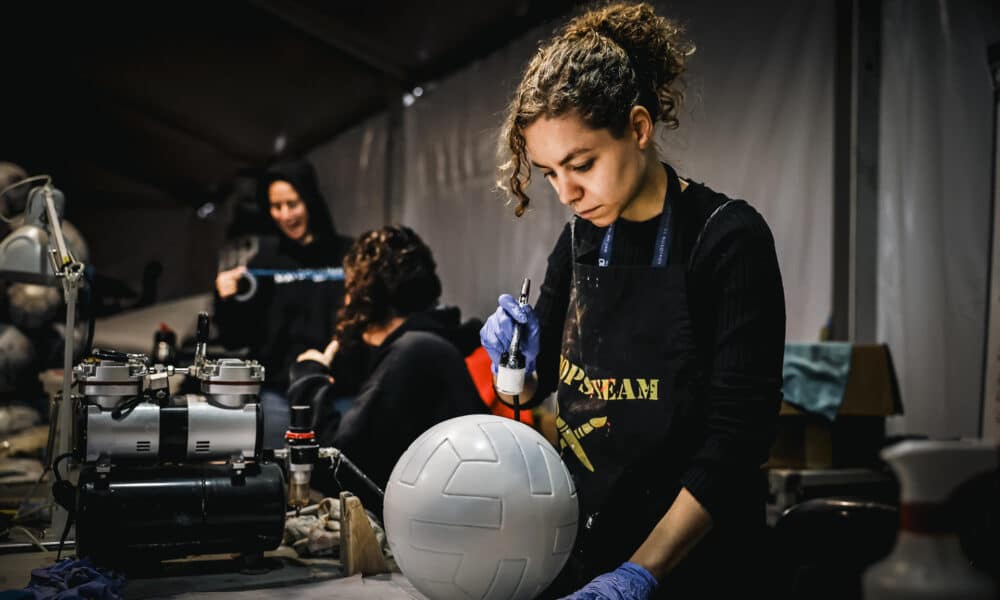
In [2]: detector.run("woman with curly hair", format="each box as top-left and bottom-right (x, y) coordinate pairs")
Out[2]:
(289, 225), (486, 513)
(479, 3), (785, 598)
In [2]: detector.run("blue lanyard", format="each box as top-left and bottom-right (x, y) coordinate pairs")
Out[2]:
(598, 192), (673, 268)
(246, 267), (344, 284)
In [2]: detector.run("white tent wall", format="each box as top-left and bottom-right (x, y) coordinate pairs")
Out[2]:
(661, 0), (835, 343)
(308, 113), (391, 238)
(879, 0), (1000, 438)
(385, 0), (835, 339)
(397, 28), (569, 327)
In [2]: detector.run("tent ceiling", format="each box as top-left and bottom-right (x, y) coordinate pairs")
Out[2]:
(2, 1), (576, 209)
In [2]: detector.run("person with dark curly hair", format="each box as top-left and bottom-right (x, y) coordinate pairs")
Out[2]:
(288, 225), (487, 514)
(479, 3), (785, 598)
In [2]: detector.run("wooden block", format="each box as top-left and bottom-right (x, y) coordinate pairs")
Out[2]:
(339, 491), (389, 577)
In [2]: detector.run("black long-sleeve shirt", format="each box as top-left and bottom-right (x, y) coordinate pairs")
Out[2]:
(288, 309), (488, 513)
(213, 234), (360, 392)
(533, 177), (786, 521)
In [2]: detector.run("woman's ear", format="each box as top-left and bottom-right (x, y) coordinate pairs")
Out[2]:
(629, 106), (655, 150)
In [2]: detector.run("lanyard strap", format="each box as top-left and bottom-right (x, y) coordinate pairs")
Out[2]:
(598, 165), (678, 268)
(246, 267), (344, 283)
(235, 267), (344, 302)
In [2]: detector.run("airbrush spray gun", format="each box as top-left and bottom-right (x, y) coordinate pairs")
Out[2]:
(496, 278), (530, 422)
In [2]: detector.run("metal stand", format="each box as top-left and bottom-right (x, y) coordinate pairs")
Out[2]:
(39, 188), (84, 544)
(980, 42), (1000, 442)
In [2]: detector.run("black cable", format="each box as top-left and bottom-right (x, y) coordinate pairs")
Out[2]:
(110, 395), (142, 420)
(513, 394), (520, 423)
(52, 452), (73, 482)
(110, 372), (147, 421)
(56, 512), (74, 560)
(51, 452), (76, 559)
(331, 451), (384, 500)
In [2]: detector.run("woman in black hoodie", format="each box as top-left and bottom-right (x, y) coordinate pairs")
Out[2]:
(289, 225), (486, 513)
(214, 158), (356, 448)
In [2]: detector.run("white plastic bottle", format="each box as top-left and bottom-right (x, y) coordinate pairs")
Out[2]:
(863, 440), (998, 600)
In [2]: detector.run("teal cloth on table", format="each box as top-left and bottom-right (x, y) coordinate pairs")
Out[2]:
(782, 342), (853, 422)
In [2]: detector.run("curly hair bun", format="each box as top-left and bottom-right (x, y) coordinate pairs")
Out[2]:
(497, 2), (694, 217)
(561, 2), (693, 126)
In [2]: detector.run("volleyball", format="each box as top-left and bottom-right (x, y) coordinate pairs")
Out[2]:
(384, 414), (578, 599)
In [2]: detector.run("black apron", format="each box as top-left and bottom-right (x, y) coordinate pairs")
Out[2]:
(544, 165), (764, 598)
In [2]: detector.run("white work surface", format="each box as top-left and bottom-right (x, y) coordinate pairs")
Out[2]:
(0, 547), (427, 599)
(168, 573), (423, 599)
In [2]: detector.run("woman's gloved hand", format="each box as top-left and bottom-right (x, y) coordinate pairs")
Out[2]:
(479, 294), (541, 375)
(559, 562), (658, 600)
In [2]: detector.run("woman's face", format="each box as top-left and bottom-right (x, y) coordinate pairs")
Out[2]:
(268, 180), (310, 242)
(523, 112), (648, 227)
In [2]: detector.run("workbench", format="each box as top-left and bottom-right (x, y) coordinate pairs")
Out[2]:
(0, 545), (425, 599)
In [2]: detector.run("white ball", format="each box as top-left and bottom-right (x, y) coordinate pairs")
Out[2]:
(385, 414), (578, 600)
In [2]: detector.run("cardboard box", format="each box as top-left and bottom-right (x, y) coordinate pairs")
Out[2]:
(768, 344), (903, 469)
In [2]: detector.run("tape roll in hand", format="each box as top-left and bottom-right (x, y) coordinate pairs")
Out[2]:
(234, 271), (258, 302)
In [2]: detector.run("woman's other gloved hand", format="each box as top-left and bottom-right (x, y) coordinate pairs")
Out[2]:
(479, 294), (540, 375)
(559, 562), (658, 600)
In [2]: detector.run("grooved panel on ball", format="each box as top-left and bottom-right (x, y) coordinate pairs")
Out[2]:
(483, 558), (528, 600)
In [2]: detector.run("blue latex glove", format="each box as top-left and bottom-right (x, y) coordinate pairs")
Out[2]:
(479, 294), (541, 375)
(559, 562), (658, 600)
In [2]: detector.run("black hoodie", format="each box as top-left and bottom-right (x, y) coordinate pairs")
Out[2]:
(288, 306), (488, 514)
(213, 158), (357, 392)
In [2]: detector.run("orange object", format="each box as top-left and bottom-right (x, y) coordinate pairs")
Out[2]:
(465, 346), (533, 426)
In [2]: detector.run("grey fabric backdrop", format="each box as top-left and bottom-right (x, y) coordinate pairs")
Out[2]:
(311, 0), (835, 345)
(309, 113), (390, 236)
(879, 0), (1000, 438)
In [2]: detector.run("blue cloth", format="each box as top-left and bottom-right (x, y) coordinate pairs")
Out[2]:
(782, 342), (853, 421)
(22, 558), (123, 600)
(559, 562), (658, 600)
